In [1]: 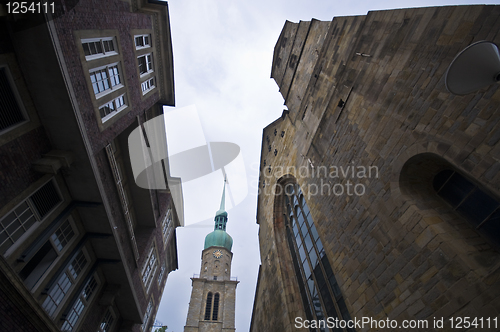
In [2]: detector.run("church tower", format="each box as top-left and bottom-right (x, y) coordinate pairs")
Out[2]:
(184, 179), (239, 332)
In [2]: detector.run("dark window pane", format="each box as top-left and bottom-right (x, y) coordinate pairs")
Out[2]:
(298, 244), (306, 263)
(300, 219), (308, 235)
(304, 232), (313, 253)
(302, 201), (310, 216)
(292, 219), (299, 237)
(204, 292), (212, 320)
(95, 42), (103, 54)
(0, 67), (25, 131)
(479, 209), (500, 247)
(83, 43), (90, 56)
(433, 170), (454, 191)
(20, 241), (57, 290)
(311, 226), (319, 242)
(89, 42), (97, 54)
(303, 260), (311, 279)
(309, 249), (318, 268)
(212, 293), (219, 320)
(297, 211), (304, 225)
(438, 172), (475, 207)
(457, 189), (499, 226)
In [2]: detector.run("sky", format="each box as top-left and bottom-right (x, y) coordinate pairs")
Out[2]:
(156, 1), (500, 331)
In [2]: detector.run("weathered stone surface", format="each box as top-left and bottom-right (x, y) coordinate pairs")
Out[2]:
(252, 5), (500, 332)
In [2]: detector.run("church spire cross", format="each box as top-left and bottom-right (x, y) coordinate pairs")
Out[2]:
(219, 174), (227, 213)
(214, 175), (228, 231)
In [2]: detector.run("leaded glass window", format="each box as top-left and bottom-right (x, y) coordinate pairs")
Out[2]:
(42, 250), (88, 317)
(142, 245), (158, 293)
(61, 274), (99, 331)
(98, 307), (115, 332)
(204, 292), (213, 320)
(434, 170), (500, 248)
(283, 182), (355, 332)
(212, 293), (220, 320)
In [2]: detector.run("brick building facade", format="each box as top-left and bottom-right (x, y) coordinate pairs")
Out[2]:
(251, 5), (500, 331)
(0, 1), (181, 331)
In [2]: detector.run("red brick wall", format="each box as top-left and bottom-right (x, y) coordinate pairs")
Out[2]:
(52, 0), (161, 154)
(0, 128), (52, 208)
(0, 288), (39, 332)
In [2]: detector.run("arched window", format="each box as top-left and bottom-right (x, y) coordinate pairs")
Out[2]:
(212, 293), (220, 320)
(204, 292), (213, 320)
(204, 292), (220, 321)
(283, 182), (355, 332)
(433, 170), (500, 248)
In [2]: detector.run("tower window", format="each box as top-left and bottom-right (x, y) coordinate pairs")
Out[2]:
(204, 292), (213, 320)
(434, 170), (500, 248)
(204, 292), (220, 321)
(212, 293), (220, 320)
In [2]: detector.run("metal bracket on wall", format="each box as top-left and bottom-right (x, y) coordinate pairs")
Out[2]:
(335, 86), (354, 124)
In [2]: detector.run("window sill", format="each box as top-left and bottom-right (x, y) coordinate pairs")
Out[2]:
(136, 45), (151, 51)
(101, 105), (127, 123)
(142, 86), (156, 96)
(139, 70), (154, 78)
(94, 84), (124, 100)
(85, 51), (118, 61)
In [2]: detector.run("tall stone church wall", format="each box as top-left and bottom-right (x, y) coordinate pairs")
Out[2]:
(252, 5), (500, 331)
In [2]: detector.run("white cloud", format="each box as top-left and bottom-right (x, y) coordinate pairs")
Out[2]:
(157, 0), (500, 331)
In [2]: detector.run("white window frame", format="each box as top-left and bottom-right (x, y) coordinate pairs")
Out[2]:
(99, 94), (127, 123)
(141, 299), (154, 331)
(138, 53), (153, 77)
(89, 62), (124, 99)
(135, 34), (151, 50)
(98, 307), (116, 332)
(61, 273), (100, 331)
(161, 209), (172, 246)
(42, 248), (90, 318)
(141, 244), (158, 293)
(0, 65), (29, 135)
(141, 77), (155, 95)
(157, 262), (166, 286)
(82, 37), (118, 61)
(25, 217), (78, 292)
(0, 178), (63, 256)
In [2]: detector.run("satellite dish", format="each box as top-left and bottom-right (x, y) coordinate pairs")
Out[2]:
(445, 41), (500, 95)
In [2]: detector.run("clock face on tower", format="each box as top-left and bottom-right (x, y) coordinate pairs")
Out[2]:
(213, 249), (223, 259)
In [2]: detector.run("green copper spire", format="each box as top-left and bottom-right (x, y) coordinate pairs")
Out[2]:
(215, 176), (227, 217)
(204, 175), (233, 251)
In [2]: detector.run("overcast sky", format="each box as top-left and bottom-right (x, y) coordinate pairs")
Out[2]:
(157, 1), (500, 331)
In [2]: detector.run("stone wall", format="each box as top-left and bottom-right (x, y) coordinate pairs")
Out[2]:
(252, 5), (500, 331)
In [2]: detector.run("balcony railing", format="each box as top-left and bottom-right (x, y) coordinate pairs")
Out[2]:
(106, 144), (140, 265)
(191, 274), (238, 281)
